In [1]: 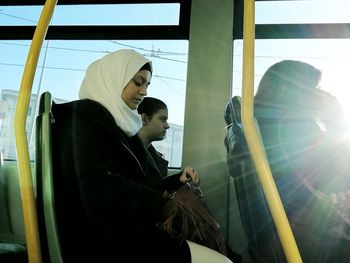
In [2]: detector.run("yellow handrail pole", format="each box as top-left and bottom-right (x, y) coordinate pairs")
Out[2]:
(13, 1), (57, 263)
(241, 0), (302, 262)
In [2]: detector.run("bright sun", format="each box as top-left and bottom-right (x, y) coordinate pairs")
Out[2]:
(319, 65), (350, 122)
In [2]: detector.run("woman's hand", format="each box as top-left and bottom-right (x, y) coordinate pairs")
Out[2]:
(179, 166), (200, 185)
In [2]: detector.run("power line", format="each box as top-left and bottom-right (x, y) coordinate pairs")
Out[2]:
(150, 55), (186, 63)
(153, 74), (185, 82)
(0, 41), (109, 54)
(156, 75), (184, 97)
(0, 62), (85, 72)
(0, 41), (187, 63)
(3, 41), (349, 63)
(109, 41), (187, 56)
(0, 10), (188, 60)
(108, 41), (187, 63)
(0, 62), (186, 81)
(0, 11), (37, 23)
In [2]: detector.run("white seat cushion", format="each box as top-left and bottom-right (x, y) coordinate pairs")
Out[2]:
(186, 240), (233, 263)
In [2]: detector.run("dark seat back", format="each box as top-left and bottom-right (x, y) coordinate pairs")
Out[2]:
(0, 163), (27, 263)
(35, 91), (63, 263)
(224, 96), (285, 263)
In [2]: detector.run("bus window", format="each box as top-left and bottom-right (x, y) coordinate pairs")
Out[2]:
(0, 3), (188, 167)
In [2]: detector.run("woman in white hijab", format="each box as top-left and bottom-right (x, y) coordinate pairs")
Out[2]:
(51, 49), (232, 263)
(79, 49), (150, 137)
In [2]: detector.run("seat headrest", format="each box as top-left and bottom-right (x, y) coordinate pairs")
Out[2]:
(224, 96), (242, 127)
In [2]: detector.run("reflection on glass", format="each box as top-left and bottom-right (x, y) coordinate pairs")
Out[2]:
(233, 38), (350, 122)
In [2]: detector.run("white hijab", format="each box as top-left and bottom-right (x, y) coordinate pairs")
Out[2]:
(79, 49), (152, 137)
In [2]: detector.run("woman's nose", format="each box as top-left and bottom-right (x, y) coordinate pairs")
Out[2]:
(139, 86), (147, 95)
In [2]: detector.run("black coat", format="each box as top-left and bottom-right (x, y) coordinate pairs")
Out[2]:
(51, 99), (190, 262)
(147, 144), (169, 179)
(255, 107), (350, 263)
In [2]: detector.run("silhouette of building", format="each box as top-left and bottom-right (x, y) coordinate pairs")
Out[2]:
(0, 89), (183, 167)
(153, 122), (183, 168)
(0, 89), (66, 160)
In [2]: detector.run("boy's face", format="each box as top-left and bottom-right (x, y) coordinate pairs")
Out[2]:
(143, 109), (169, 141)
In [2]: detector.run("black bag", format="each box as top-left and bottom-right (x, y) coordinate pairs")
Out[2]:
(158, 180), (228, 256)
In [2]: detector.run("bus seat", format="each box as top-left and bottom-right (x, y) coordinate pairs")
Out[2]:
(187, 240), (233, 263)
(224, 96), (285, 263)
(0, 159), (27, 262)
(0, 243), (27, 263)
(35, 91), (63, 263)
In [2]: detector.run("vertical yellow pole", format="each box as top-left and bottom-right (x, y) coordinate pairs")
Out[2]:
(241, 0), (302, 262)
(13, 1), (57, 262)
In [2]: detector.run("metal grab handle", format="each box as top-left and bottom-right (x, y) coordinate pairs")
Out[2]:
(241, 0), (302, 262)
(13, 1), (57, 262)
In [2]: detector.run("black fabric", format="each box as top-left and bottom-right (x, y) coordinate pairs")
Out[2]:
(255, 107), (350, 263)
(227, 245), (242, 263)
(147, 144), (169, 179)
(0, 243), (27, 263)
(51, 99), (190, 262)
(224, 97), (285, 263)
(225, 96), (350, 263)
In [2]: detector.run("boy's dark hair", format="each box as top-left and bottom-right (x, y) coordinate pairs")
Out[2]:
(137, 97), (167, 118)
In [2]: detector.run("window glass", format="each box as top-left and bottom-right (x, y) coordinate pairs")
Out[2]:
(0, 39), (188, 167)
(256, 0), (350, 24)
(233, 38), (350, 125)
(0, 4), (180, 25)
